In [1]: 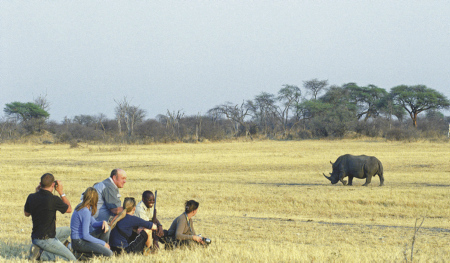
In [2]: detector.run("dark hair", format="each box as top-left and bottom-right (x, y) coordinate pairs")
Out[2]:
(110, 169), (118, 178)
(142, 190), (153, 201)
(40, 173), (55, 188)
(185, 200), (199, 214)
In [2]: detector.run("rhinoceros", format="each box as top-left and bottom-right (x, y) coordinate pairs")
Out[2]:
(323, 154), (384, 186)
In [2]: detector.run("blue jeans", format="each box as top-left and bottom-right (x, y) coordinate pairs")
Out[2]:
(72, 228), (113, 257)
(32, 227), (77, 261)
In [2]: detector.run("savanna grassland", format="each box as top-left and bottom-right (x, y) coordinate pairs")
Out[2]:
(0, 139), (449, 262)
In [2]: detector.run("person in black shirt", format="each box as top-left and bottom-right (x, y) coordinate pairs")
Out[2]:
(24, 173), (77, 261)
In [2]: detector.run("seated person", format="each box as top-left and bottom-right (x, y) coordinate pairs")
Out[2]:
(134, 191), (164, 249)
(167, 200), (205, 248)
(70, 187), (113, 258)
(109, 197), (157, 254)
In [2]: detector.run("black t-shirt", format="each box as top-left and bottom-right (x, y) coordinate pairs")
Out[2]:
(24, 189), (68, 239)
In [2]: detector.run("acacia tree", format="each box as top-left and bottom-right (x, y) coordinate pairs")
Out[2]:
(4, 102), (49, 132)
(303, 78), (328, 100)
(4, 102), (49, 121)
(377, 94), (406, 126)
(390, 85), (450, 127)
(344, 83), (388, 121)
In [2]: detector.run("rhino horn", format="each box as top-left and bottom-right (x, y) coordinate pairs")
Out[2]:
(323, 173), (331, 181)
(330, 161), (334, 165)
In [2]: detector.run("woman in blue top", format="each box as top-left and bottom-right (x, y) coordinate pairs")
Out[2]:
(70, 187), (113, 258)
(109, 197), (156, 254)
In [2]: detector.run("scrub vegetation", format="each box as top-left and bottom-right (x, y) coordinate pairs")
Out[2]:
(0, 140), (449, 262)
(2, 83), (449, 143)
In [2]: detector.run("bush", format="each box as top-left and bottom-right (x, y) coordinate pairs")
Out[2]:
(67, 123), (103, 141)
(355, 118), (388, 137)
(306, 106), (356, 138)
(384, 127), (421, 141)
(297, 129), (312, 139)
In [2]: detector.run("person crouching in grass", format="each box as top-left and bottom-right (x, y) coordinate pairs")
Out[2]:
(109, 197), (156, 254)
(166, 200), (205, 248)
(70, 187), (113, 258)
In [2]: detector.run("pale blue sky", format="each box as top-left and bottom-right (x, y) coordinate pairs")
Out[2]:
(1, 1), (449, 121)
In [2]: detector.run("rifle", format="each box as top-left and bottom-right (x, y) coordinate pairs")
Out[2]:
(152, 190), (157, 224)
(152, 190), (160, 250)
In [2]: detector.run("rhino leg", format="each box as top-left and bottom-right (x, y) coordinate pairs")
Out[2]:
(362, 174), (372, 186)
(348, 176), (353, 186)
(338, 172), (347, 185)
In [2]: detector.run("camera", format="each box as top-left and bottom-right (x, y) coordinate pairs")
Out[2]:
(198, 234), (211, 245)
(54, 180), (58, 188)
(202, 237), (211, 244)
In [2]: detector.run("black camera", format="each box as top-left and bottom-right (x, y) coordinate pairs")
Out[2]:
(54, 180), (58, 188)
(198, 234), (211, 245)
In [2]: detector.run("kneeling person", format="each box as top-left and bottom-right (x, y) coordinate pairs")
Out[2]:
(24, 173), (77, 261)
(70, 187), (113, 258)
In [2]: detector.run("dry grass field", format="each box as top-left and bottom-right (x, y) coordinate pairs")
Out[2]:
(0, 139), (449, 262)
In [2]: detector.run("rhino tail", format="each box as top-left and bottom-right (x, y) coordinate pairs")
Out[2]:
(378, 160), (384, 176)
(378, 159), (385, 186)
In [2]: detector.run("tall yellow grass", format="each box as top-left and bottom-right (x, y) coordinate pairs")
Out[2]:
(0, 140), (449, 262)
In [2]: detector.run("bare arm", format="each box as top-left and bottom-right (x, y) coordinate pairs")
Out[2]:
(61, 195), (72, 213)
(55, 180), (72, 214)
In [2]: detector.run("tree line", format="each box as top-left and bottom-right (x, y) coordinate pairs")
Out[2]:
(2, 80), (450, 143)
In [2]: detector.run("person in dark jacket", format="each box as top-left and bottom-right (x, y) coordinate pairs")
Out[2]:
(167, 200), (205, 247)
(109, 197), (156, 254)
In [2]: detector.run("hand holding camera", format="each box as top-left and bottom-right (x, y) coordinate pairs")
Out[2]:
(54, 180), (64, 196)
(197, 234), (211, 245)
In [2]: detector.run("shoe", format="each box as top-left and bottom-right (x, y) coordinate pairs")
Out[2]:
(29, 244), (42, 261)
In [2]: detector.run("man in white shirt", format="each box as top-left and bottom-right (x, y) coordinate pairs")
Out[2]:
(135, 191), (155, 221)
(134, 191), (164, 250)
